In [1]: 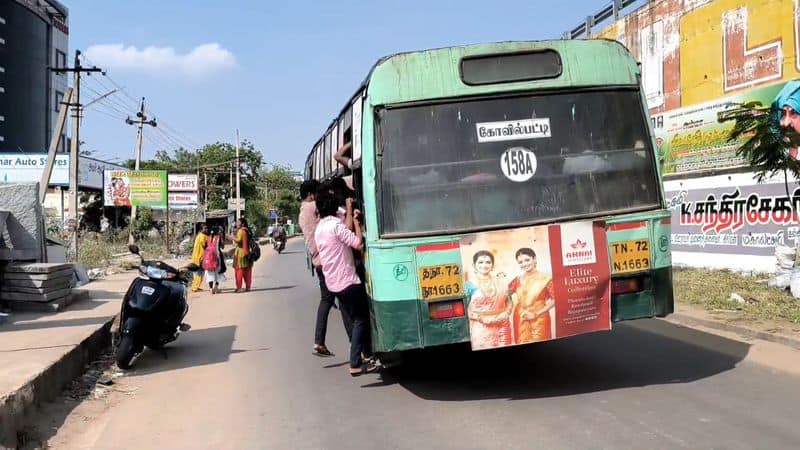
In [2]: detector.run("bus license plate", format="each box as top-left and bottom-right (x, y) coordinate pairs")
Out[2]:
(419, 264), (463, 301)
(611, 239), (651, 274)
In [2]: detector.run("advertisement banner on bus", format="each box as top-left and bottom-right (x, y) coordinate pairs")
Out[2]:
(103, 170), (168, 208)
(459, 221), (611, 351)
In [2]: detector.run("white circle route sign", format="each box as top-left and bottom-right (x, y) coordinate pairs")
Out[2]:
(500, 147), (537, 182)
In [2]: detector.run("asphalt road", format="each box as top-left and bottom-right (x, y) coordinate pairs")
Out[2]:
(39, 239), (800, 450)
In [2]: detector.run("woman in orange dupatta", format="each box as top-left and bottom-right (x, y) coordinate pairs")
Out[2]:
(231, 218), (253, 292)
(508, 248), (555, 344)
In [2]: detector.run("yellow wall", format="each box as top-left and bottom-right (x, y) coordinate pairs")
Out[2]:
(596, 0), (800, 110)
(680, 0), (797, 106)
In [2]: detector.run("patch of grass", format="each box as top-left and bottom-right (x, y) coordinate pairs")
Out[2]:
(674, 267), (800, 324)
(78, 232), (125, 268)
(77, 231), (170, 269)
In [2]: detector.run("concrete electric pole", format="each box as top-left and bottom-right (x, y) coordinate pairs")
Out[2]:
(126, 98), (157, 244)
(49, 50), (102, 261)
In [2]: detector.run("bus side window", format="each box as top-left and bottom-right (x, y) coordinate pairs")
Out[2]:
(343, 127), (353, 172)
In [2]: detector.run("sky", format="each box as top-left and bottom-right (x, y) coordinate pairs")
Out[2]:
(68, 0), (645, 171)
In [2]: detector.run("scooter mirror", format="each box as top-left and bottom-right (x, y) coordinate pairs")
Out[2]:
(128, 244), (140, 255)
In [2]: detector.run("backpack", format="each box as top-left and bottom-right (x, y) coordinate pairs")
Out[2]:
(246, 229), (261, 262)
(201, 237), (219, 271)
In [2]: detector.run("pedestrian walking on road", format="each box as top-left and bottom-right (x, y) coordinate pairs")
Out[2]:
(232, 218), (253, 293)
(203, 226), (226, 294)
(191, 223), (210, 292)
(314, 189), (379, 377)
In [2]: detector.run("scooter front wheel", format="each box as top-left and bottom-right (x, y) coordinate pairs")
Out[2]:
(116, 334), (141, 370)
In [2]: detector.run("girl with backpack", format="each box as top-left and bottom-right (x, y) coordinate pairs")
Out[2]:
(231, 218), (254, 293)
(202, 226), (226, 294)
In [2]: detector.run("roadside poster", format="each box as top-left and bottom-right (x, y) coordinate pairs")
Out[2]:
(103, 170), (168, 208)
(652, 82), (784, 175)
(458, 221), (611, 351)
(665, 174), (800, 257)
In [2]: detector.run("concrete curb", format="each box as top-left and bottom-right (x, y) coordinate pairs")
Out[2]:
(665, 312), (800, 351)
(0, 309), (114, 449)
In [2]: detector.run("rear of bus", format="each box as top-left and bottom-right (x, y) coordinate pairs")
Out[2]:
(360, 40), (673, 353)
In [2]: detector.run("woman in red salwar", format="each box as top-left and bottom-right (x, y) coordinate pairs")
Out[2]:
(508, 248), (555, 344)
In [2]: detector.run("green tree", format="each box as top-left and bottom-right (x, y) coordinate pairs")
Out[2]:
(134, 208), (156, 238)
(197, 141), (264, 210)
(262, 165), (300, 223)
(722, 101), (800, 201)
(245, 197), (270, 235)
(276, 191), (300, 225)
(121, 141), (303, 234)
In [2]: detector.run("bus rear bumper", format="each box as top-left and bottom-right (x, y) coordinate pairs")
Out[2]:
(370, 298), (469, 353)
(612, 267), (674, 322)
(370, 267), (674, 353)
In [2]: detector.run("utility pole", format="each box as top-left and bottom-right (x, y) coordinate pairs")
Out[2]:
(49, 51), (102, 261)
(40, 87), (72, 204)
(125, 98), (157, 244)
(235, 130), (242, 222)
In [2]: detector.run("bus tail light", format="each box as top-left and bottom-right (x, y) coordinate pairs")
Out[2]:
(429, 300), (465, 320)
(611, 277), (643, 295)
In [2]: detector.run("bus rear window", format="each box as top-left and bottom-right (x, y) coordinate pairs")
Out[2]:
(376, 89), (661, 237)
(460, 50), (562, 85)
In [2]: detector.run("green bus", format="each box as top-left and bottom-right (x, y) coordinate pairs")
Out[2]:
(305, 39), (673, 354)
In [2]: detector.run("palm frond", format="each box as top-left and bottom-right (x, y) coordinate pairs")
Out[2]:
(720, 103), (800, 183)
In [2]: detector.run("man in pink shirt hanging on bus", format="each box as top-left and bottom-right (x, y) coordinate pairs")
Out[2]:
(299, 180), (352, 358)
(314, 187), (379, 377)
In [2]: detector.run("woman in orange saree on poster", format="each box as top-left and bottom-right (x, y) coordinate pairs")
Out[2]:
(465, 250), (513, 349)
(508, 248), (555, 344)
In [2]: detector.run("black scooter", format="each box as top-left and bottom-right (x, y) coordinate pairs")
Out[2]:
(115, 244), (197, 370)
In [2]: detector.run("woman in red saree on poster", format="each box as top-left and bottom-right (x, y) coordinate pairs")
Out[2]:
(111, 178), (131, 207)
(465, 251), (513, 349)
(509, 248), (555, 344)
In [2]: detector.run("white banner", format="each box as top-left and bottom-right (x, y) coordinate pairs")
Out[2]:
(0, 153), (125, 189)
(169, 192), (199, 210)
(228, 198), (245, 211)
(0, 154), (68, 185)
(168, 174), (198, 192)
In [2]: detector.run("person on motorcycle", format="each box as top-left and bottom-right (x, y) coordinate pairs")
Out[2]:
(272, 220), (287, 252)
